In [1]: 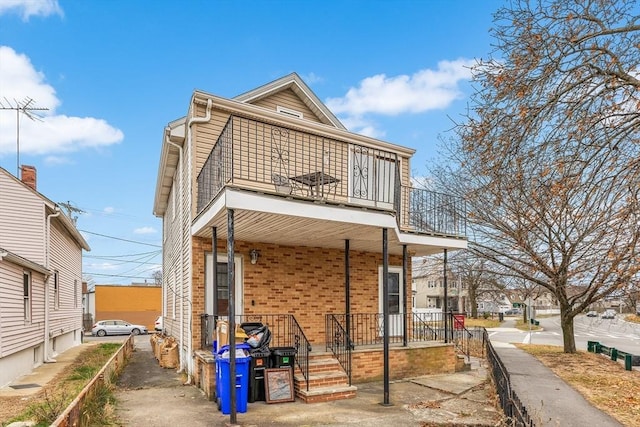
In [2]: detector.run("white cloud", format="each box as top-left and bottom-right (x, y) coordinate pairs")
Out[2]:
(0, 46), (123, 157)
(0, 0), (63, 21)
(326, 60), (474, 116)
(103, 207), (115, 214)
(134, 226), (157, 235)
(44, 155), (73, 165)
(325, 60), (474, 136)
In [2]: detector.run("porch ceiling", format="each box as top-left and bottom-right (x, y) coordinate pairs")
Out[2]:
(191, 189), (466, 257)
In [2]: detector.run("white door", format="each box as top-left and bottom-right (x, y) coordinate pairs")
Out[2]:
(378, 266), (404, 337)
(205, 253), (243, 319)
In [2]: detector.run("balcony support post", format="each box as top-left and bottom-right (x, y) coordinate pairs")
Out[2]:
(345, 239), (351, 341)
(382, 228), (391, 406)
(402, 244), (408, 347)
(227, 209), (237, 424)
(212, 227), (218, 325)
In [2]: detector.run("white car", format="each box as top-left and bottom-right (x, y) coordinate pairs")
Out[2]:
(154, 316), (163, 332)
(91, 320), (148, 337)
(601, 310), (616, 319)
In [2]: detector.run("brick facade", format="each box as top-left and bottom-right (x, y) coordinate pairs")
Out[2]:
(191, 236), (408, 350)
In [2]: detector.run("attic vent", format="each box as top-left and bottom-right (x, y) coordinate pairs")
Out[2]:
(277, 106), (303, 119)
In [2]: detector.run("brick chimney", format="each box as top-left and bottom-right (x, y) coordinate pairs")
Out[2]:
(21, 165), (37, 191)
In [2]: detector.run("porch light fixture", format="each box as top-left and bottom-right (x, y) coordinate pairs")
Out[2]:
(249, 249), (260, 265)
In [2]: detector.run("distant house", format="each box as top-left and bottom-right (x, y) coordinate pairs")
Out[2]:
(412, 257), (468, 312)
(0, 166), (90, 387)
(477, 293), (512, 314)
(94, 283), (161, 329)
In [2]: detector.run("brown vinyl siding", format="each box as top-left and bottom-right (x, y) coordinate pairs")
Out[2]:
(251, 89), (323, 124)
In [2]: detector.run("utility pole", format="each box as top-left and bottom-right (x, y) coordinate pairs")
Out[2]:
(0, 97), (49, 177)
(58, 201), (85, 225)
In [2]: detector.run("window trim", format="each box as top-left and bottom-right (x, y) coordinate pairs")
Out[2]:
(23, 270), (32, 322)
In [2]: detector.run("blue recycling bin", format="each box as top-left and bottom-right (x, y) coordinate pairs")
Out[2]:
(216, 344), (251, 415)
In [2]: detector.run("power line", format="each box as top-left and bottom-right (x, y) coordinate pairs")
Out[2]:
(85, 272), (159, 280)
(78, 229), (161, 248)
(85, 250), (161, 258)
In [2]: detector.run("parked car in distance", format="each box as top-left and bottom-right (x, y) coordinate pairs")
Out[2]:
(601, 310), (616, 319)
(92, 320), (148, 337)
(504, 309), (520, 316)
(154, 316), (163, 332)
(586, 310), (598, 317)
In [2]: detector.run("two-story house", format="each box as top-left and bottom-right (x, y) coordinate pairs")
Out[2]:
(412, 256), (468, 313)
(0, 166), (90, 387)
(153, 73), (467, 402)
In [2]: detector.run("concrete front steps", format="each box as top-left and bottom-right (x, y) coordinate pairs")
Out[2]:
(294, 352), (357, 403)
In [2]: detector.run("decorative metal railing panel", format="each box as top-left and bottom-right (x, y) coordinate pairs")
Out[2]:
(195, 115), (466, 238)
(484, 329), (534, 426)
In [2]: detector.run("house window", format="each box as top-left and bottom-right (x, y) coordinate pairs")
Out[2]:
(54, 271), (60, 309)
(23, 271), (31, 321)
(276, 106), (303, 119)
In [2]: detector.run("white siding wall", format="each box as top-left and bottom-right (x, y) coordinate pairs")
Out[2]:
(0, 260), (47, 358)
(0, 169), (85, 385)
(0, 171), (46, 264)
(48, 220), (83, 351)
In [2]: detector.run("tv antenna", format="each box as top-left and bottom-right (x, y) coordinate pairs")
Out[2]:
(0, 97), (49, 177)
(59, 201), (85, 225)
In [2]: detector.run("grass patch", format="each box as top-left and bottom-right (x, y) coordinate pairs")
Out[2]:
(514, 319), (542, 331)
(2, 342), (122, 426)
(464, 318), (501, 328)
(516, 344), (640, 427)
(625, 314), (640, 324)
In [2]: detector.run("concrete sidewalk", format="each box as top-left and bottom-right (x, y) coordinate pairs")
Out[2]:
(492, 342), (622, 426)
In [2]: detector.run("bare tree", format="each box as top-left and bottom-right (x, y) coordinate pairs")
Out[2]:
(432, 0), (640, 353)
(151, 270), (162, 286)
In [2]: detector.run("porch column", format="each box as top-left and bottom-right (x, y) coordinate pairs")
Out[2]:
(227, 209), (237, 423)
(443, 248), (448, 343)
(345, 239), (350, 339)
(402, 245), (408, 347)
(212, 227), (218, 324)
(382, 228), (390, 406)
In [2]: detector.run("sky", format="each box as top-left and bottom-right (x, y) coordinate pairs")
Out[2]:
(0, 0), (503, 286)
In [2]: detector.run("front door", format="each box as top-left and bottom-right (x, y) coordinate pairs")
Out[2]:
(378, 266), (404, 337)
(205, 253), (243, 338)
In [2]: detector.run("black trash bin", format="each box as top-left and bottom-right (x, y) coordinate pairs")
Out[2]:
(498, 312), (504, 322)
(248, 349), (270, 402)
(271, 346), (297, 369)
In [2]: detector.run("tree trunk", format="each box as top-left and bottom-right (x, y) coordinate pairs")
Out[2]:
(469, 286), (478, 318)
(560, 303), (576, 353)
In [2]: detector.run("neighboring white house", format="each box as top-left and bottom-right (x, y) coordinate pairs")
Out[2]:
(0, 166), (90, 387)
(412, 256), (468, 313)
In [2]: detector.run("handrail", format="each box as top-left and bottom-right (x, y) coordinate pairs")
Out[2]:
(325, 314), (353, 386)
(289, 315), (313, 391)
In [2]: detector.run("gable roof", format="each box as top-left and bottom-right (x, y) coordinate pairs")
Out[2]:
(233, 72), (346, 130)
(0, 167), (90, 251)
